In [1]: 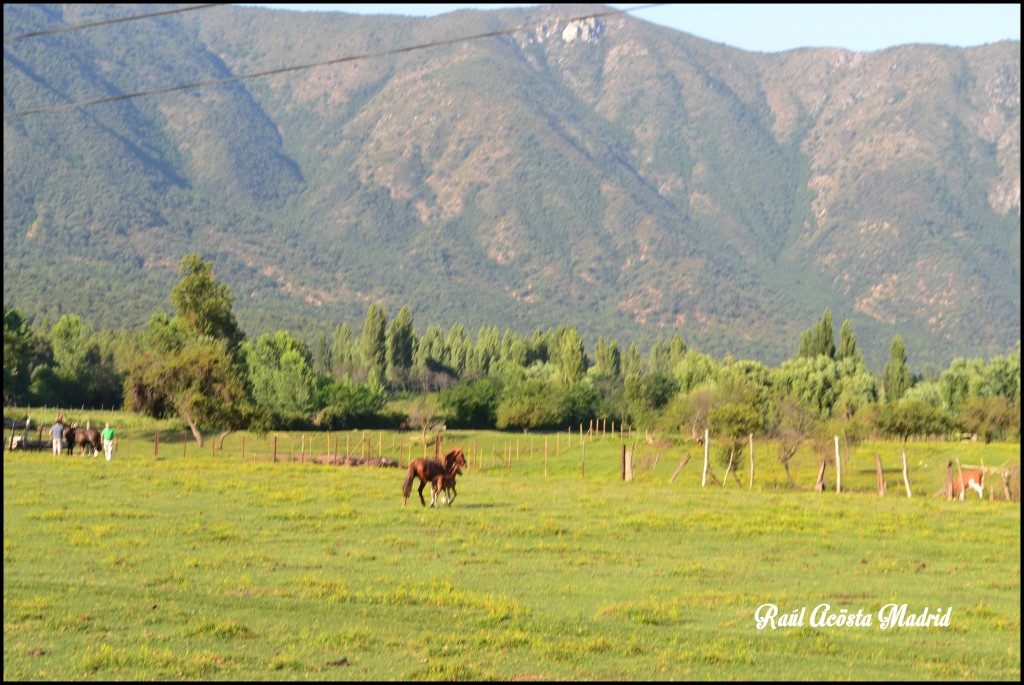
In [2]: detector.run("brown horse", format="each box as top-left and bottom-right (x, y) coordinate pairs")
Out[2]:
(432, 449), (466, 507)
(437, 467), (461, 507)
(64, 425), (102, 457)
(402, 447), (466, 508)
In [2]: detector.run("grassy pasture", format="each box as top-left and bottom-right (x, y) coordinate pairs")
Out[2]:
(3, 424), (1020, 680)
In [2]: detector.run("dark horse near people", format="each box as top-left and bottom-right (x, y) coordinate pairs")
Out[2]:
(402, 447), (467, 508)
(64, 425), (102, 457)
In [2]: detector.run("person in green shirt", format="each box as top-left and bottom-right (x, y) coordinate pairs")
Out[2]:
(101, 422), (116, 461)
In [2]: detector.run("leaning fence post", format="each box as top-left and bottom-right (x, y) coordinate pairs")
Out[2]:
(814, 457), (827, 492)
(670, 454), (691, 484)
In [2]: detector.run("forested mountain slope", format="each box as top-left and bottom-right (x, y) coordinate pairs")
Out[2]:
(4, 4), (1019, 368)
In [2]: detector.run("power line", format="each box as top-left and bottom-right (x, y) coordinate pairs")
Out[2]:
(3, 4), (663, 120)
(4, 4), (225, 43)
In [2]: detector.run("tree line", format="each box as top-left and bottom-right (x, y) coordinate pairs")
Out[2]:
(4, 255), (1020, 451)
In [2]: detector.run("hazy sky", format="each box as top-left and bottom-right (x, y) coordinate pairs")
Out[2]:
(246, 4), (1021, 53)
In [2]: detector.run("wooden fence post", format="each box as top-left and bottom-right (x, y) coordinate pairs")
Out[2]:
(748, 434), (754, 490)
(955, 456), (965, 501)
(876, 454), (887, 496)
(835, 436), (841, 493)
(701, 429), (710, 487)
(273, 435), (277, 463)
(154, 432), (159, 457)
(814, 457), (827, 492)
(901, 450), (912, 498)
(669, 454), (691, 484)
(723, 447), (735, 486)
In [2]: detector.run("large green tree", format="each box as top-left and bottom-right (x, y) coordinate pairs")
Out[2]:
(125, 255), (251, 445)
(592, 337), (621, 378)
(243, 331), (320, 424)
(875, 398), (952, 442)
(774, 355), (840, 419)
(386, 306), (416, 385)
(170, 254), (244, 353)
(50, 314), (97, 401)
(837, 319), (862, 365)
(884, 335), (911, 403)
(126, 330), (250, 445)
(558, 327), (586, 386)
(798, 308), (836, 359)
(673, 350), (718, 395)
(4, 307), (35, 405)
(330, 323), (359, 380)
(361, 304), (387, 383)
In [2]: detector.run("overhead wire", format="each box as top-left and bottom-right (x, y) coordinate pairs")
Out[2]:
(4, 4), (225, 43)
(3, 4), (664, 120)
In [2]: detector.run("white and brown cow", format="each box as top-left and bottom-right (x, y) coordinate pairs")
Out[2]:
(953, 469), (985, 499)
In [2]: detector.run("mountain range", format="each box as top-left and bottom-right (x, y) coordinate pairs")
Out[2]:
(3, 3), (1020, 370)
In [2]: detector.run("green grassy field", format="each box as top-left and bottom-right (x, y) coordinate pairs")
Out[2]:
(4, 424), (1020, 680)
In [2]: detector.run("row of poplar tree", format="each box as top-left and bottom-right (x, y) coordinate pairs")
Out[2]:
(4, 255), (1020, 446)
